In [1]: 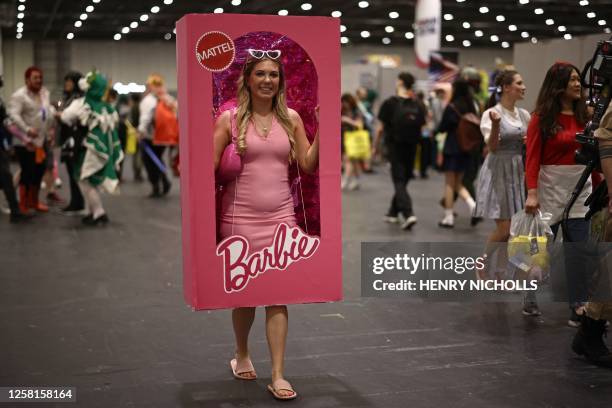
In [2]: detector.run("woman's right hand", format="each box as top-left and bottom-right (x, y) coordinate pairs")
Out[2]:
(489, 110), (501, 123)
(525, 190), (539, 214)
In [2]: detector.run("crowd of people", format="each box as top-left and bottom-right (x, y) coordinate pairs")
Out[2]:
(338, 62), (612, 367)
(2, 58), (611, 374)
(0, 67), (179, 225)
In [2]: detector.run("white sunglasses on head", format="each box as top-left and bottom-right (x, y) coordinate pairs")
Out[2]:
(247, 49), (281, 60)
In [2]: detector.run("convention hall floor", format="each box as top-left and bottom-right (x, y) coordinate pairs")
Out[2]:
(1, 164), (611, 408)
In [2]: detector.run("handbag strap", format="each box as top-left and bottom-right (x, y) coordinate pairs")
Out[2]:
(295, 159), (309, 235)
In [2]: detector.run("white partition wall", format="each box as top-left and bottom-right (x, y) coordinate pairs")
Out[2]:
(513, 33), (610, 111)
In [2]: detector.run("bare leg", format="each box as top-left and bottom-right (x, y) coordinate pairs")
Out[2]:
(265, 305), (293, 397)
(483, 219), (511, 276)
(443, 171), (455, 209)
(232, 307), (256, 379)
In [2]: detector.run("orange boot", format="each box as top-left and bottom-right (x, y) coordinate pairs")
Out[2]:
(18, 185), (29, 214)
(29, 186), (48, 212)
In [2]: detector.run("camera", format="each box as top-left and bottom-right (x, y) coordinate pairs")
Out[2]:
(575, 39), (612, 169)
(563, 38), (612, 240)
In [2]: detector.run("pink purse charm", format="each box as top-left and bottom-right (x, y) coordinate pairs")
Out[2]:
(215, 109), (243, 184)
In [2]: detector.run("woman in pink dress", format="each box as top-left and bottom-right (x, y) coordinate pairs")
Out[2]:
(213, 49), (319, 400)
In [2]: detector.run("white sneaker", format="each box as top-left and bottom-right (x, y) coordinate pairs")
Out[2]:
(348, 179), (360, 191)
(384, 215), (399, 224)
(401, 215), (417, 230)
(438, 216), (454, 228)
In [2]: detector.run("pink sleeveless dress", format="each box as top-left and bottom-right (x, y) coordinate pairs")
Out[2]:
(219, 114), (296, 251)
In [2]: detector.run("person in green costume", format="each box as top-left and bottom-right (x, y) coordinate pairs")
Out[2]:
(59, 71), (123, 225)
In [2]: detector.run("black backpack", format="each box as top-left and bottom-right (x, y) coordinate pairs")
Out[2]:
(390, 97), (425, 144)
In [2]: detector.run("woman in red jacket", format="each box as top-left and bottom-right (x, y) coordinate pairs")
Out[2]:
(524, 61), (590, 325)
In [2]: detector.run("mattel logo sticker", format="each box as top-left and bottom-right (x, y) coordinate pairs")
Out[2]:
(195, 31), (235, 72)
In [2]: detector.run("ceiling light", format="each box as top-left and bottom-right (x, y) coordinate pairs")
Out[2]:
(331, 10), (342, 18)
(340, 24), (346, 32)
(534, 8), (543, 14)
(231, 0), (241, 5)
(531, 37), (538, 43)
(360, 30), (370, 38)
(93, 0), (101, 3)
(80, 13), (87, 20)
(605, 28), (611, 34)
(382, 37), (391, 45)
(405, 32), (414, 39)
(496, 15), (505, 22)
(385, 26), (394, 33)
(18, 5), (25, 11)
(130, 21), (138, 29)
(490, 35), (499, 42)
(358, 1), (369, 8)
(462, 22), (470, 29)
(17, 22), (23, 27)
(558, 25), (566, 32)
(151, 6), (160, 13)
(519, 0), (529, 3)
(545, 19), (554, 25)
(479, 6), (489, 13)
(564, 33), (573, 40)
(579, 0), (589, 5)
(508, 24), (517, 31)
(278, 9), (288, 16)
(301, 3), (312, 10)
(214, 8), (223, 13)
(521, 31), (529, 38)
(501, 41), (510, 48)
(456, 0), (465, 2)
(598, 19), (607, 26)
(445, 34), (455, 42)
(463, 40), (471, 47)
(164, 33), (172, 40)
(16, 27), (23, 33)
(474, 30), (483, 37)
(86, 5), (94, 12)
(140, 14), (149, 22)
(67, 32), (74, 40)
(17, 13), (24, 19)
(113, 33), (122, 40)
(173, 28), (176, 34)
(163, 0), (173, 4)
(443, 13), (453, 21)
(389, 11), (399, 19)
(341, 36), (349, 44)
(74, 20), (82, 27)
(587, 12), (596, 18)
(121, 27), (130, 34)
(16, 33), (23, 39)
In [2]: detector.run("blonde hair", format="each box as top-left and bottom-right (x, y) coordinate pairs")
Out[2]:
(234, 57), (296, 162)
(147, 73), (164, 87)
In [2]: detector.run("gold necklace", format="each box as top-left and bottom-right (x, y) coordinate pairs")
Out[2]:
(253, 114), (273, 136)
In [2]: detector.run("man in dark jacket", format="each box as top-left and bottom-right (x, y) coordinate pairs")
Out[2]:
(374, 72), (426, 230)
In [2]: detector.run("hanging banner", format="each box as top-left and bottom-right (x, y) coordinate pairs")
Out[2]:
(414, 0), (441, 68)
(176, 14), (343, 310)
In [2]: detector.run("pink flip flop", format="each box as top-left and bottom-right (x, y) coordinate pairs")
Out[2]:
(230, 358), (257, 380)
(267, 378), (297, 400)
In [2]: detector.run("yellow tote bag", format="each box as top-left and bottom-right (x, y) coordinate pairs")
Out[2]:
(343, 129), (371, 160)
(126, 120), (138, 155)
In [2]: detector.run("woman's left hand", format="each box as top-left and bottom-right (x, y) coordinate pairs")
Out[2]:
(315, 105), (320, 124)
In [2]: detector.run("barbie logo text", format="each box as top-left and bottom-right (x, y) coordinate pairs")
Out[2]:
(217, 223), (320, 293)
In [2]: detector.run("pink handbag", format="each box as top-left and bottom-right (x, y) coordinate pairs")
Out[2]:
(215, 109), (243, 185)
